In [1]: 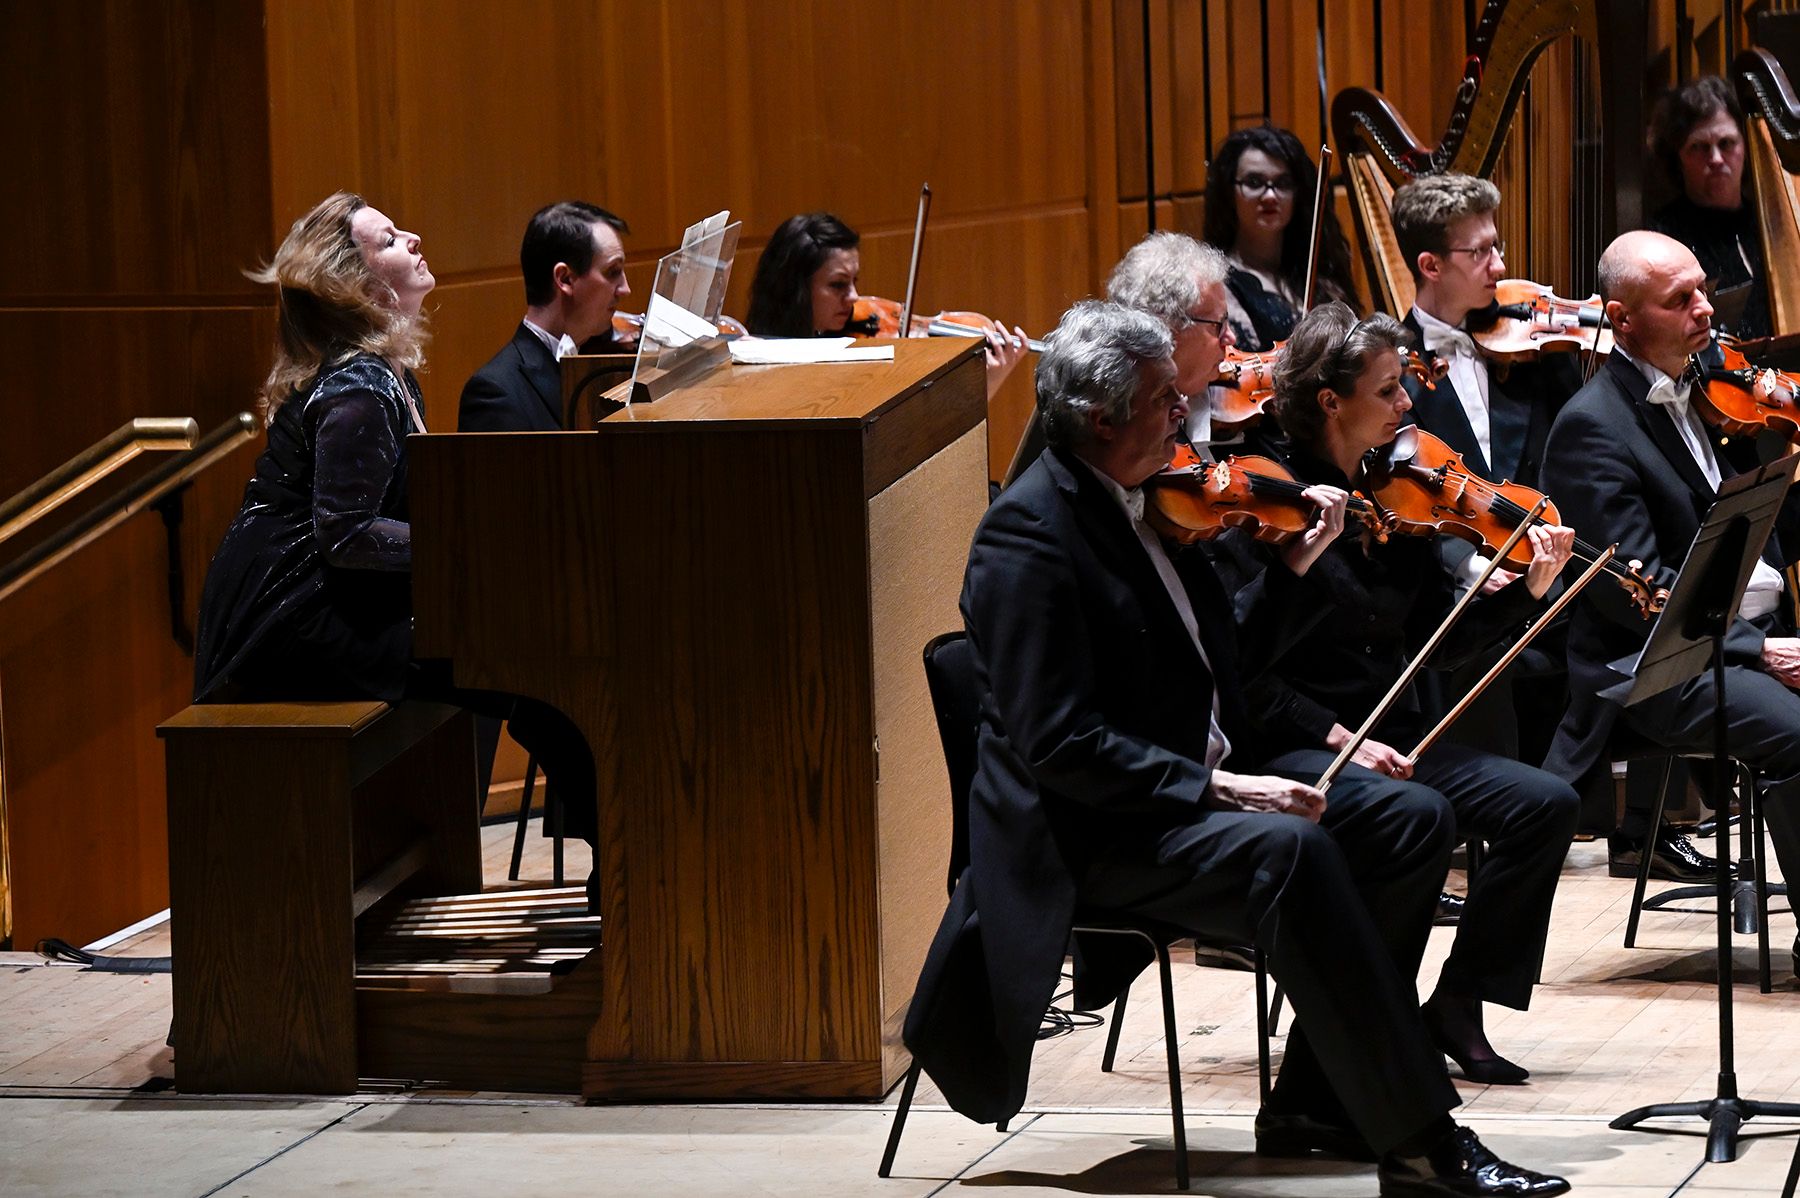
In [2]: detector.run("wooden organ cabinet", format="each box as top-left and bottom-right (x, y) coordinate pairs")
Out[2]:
(403, 339), (987, 1099)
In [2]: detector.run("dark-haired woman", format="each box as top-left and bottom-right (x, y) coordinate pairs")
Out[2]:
(1202, 125), (1360, 351)
(1646, 75), (1768, 340)
(194, 192), (597, 884)
(1224, 302), (1580, 1088)
(744, 211), (1029, 395)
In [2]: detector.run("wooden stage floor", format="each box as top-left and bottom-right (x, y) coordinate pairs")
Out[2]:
(1, 821), (1796, 1196)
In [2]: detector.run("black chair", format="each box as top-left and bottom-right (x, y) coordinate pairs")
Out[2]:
(881, 631), (1276, 1191)
(1623, 753), (1789, 993)
(506, 752), (566, 885)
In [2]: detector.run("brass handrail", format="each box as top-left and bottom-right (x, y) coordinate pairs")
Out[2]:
(0, 413), (257, 606)
(0, 417), (199, 547)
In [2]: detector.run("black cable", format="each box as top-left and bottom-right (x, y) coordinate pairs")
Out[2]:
(36, 938), (172, 974)
(1037, 971), (1108, 1041)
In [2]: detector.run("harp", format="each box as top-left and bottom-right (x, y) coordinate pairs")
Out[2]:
(1734, 47), (1800, 342)
(1330, 0), (1647, 315)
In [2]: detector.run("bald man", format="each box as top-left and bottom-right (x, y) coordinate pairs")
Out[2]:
(1542, 231), (1800, 972)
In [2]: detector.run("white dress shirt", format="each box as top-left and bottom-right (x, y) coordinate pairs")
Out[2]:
(522, 318), (578, 362)
(1411, 305), (1493, 468)
(1079, 458), (1232, 768)
(1618, 347), (1784, 618)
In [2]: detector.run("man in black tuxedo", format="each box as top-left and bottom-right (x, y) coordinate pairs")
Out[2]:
(457, 201), (630, 862)
(903, 298), (1568, 1196)
(1390, 174), (1581, 498)
(1543, 230), (1800, 972)
(1387, 174), (1583, 773)
(459, 201), (631, 432)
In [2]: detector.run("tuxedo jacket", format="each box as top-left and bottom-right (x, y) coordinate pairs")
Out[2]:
(459, 323), (564, 432)
(902, 447), (1312, 1124)
(1400, 309), (1583, 489)
(1541, 351), (1777, 784)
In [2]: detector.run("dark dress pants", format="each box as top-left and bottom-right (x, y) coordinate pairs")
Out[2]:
(408, 661), (597, 846)
(1080, 753), (1460, 1155)
(1617, 663), (1800, 888)
(227, 604), (599, 849)
(1409, 741), (1581, 1009)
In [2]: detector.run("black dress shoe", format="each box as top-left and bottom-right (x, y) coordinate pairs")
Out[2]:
(1693, 813), (1739, 838)
(1607, 829), (1732, 882)
(1378, 1126), (1569, 1196)
(1255, 1109), (1377, 1162)
(1434, 891), (1466, 926)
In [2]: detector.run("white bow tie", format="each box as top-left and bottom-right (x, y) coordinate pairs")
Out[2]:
(556, 333), (579, 360)
(1424, 326), (1478, 359)
(1645, 374), (1693, 410)
(1123, 487), (1146, 523)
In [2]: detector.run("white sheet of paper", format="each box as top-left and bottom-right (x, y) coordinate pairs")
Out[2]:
(643, 292), (719, 348)
(728, 338), (895, 366)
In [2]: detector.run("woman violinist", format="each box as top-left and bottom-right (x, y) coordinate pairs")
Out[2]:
(1201, 125), (1360, 352)
(1216, 302), (1581, 1087)
(743, 211), (1029, 396)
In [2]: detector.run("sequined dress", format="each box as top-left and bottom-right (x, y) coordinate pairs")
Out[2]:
(194, 353), (421, 701)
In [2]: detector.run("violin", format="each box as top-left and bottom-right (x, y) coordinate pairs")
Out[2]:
(1210, 344), (1451, 433)
(1146, 444), (1390, 546)
(1470, 279), (1614, 362)
(846, 296), (1045, 352)
(611, 311), (747, 343)
(1362, 425), (1667, 617)
(1691, 337), (1800, 438)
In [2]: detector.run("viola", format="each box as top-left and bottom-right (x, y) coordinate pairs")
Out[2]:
(846, 295), (1046, 352)
(1145, 444), (1389, 546)
(1211, 344), (1450, 433)
(611, 311), (747, 343)
(1471, 279), (1615, 362)
(1362, 425), (1666, 617)
(1692, 337), (1800, 438)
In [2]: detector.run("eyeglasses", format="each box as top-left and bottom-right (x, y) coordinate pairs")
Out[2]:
(1176, 311), (1229, 340)
(1234, 173), (1296, 197)
(1442, 239), (1506, 262)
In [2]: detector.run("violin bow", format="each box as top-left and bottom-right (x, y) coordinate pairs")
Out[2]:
(1405, 544), (1616, 761)
(1314, 495), (1547, 793)
(1300, 145), (1332, 314)
(897, 184), (932, 343)
(1582, 300), (1611, 383)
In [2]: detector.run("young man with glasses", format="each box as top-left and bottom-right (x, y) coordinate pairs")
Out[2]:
(1391, 174), (1724, 879)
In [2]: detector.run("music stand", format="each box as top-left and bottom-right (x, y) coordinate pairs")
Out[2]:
(1604, 449), (1800, 1164)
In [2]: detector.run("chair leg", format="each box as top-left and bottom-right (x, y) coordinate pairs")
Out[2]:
(1753, 786), (1774, 994)
(1625, 757), (1675, 949)
(508, 754), (539, 882)
(1253, 948), (1272, 1105)
(877, 1060), (921, 1178)
(1154, 941), (1189, 1190)
(1734, 766), (1759, 936)
(549, 781), (565, 887)
(1268, 983), (1285, 1036)
(1101, 986), (1130, 1073)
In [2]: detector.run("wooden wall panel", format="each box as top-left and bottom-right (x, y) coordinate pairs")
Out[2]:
(0, 309), (270, 948)
(0, 3), (273, 301)
(0, 1), (277, 947)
